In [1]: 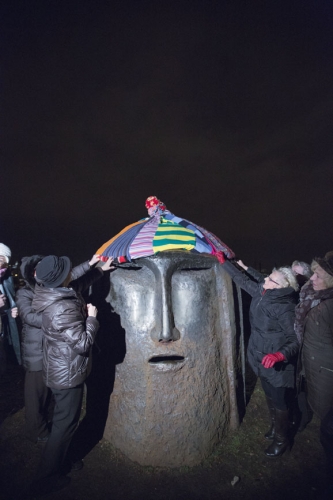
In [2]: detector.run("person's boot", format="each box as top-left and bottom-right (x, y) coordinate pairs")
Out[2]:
(265, 408), (290, 457)
(264, 396), (276, 441)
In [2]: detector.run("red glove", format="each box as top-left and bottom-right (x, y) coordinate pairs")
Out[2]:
(97, 255), (128, 264)
(261, 352), (286, 369)
(216, 251), (226, 264)
(97, 254), (108, 262)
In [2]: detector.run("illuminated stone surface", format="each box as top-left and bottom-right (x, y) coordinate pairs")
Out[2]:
(104, 252), (238, 467)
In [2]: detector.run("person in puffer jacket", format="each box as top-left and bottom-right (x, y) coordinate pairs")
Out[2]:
(16, 254), (49, 443)
(29, 254), (114, 497)
(221, 256), (299, 458)
(16, 254), (104, 443)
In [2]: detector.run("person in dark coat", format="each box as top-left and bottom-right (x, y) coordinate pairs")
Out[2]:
(29, 254), (114, 496)
(295, 251), (333, 497)
(16, 255), (49, 443)
(16, 254), (103, 444)
(221, 257), (299, 457)
(289, 260), (313, 433)
(0, 243), (21, 373)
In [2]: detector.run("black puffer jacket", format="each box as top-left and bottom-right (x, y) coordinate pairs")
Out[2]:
(16, 255), (44, 371)
(223, 261), (299, 388)
(32, 266), (103, 390)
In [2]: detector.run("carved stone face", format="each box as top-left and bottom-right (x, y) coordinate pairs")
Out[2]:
(104, 251), (238, 467)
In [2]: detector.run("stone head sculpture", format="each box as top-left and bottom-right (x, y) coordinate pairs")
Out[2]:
(103, 250), (239, 467)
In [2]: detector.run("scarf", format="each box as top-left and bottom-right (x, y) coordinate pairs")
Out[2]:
(294, 281), (333, 344)
(0, 268), (7, 279)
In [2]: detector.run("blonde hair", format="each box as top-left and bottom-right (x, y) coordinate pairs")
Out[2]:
(274, 266), (299, 291)
(311, 261), (333, 289)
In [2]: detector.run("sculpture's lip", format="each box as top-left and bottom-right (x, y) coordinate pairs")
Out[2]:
(148, 355), (185, 371)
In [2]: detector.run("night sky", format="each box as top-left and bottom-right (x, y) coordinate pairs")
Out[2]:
(2, 1), (333, 269)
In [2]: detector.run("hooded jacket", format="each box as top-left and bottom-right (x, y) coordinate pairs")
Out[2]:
(16, 255), (44, 371)
(32, 265), (103, 389)
(223, 261), (299, 388)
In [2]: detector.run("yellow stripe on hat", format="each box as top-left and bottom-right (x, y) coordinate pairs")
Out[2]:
(154, 234), (194, 241)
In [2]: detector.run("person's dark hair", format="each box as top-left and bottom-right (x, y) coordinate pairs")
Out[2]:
(20, 255), (44, 288)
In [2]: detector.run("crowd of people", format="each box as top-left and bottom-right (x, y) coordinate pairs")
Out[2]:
(220, 252), (333, 499)
(0, 241), (332, 497)
(0, 244), (114, 496)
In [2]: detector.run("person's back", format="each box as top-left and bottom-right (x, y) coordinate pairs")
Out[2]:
(33, 280), (98, 389)
(30, 254), (114, 496)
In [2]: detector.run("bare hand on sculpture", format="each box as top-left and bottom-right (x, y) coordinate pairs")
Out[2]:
(87, 303), (98, 317)
(101, 257), (115, 272)
(237, 260), (248, 271)
(89, 254), (101, 267)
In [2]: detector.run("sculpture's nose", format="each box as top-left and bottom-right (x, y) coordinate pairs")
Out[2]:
(143, 257), (181, 343)
(159, 306), (180, 343)
(158, 273), (180, 343)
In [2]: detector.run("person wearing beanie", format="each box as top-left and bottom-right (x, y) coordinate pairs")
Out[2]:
(29, 254), (114, 496)
(295, 251), (333, 497)
(0, 243), (12, 264)
(0, 243), (21, 374)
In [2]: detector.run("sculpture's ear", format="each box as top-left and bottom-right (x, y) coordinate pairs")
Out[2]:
(214, 263), (239, 430)
(106, 273), (118, 308)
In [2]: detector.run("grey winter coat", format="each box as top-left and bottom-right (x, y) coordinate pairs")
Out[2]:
(32, 266), (103, 390)
(223, 261), (299, 388)
(302, 297), (333, 419)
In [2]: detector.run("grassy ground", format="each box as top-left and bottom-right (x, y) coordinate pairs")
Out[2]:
(0, 358), (329, 500)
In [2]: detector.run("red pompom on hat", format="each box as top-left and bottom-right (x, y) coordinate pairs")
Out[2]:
(145, 196), (166, 212)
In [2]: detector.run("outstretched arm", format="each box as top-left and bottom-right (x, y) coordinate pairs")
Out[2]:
(222, 261), (260, 297)
(70, 258), (115, 294)
(236, 260), (248, 270)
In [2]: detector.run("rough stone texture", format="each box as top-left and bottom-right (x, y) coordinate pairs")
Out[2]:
(104, 252), (238, 467)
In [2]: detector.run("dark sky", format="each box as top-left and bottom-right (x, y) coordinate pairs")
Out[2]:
(2, 1), (333, 269)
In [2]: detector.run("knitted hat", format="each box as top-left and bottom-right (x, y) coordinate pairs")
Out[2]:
(314, 251), (333, 277)
(0, 243), (11, 263)
(35, 255), (71, 288)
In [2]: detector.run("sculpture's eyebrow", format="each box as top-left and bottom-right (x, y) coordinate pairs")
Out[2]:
(177, 266), (212, 271)
(116, 264), (142, 271)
